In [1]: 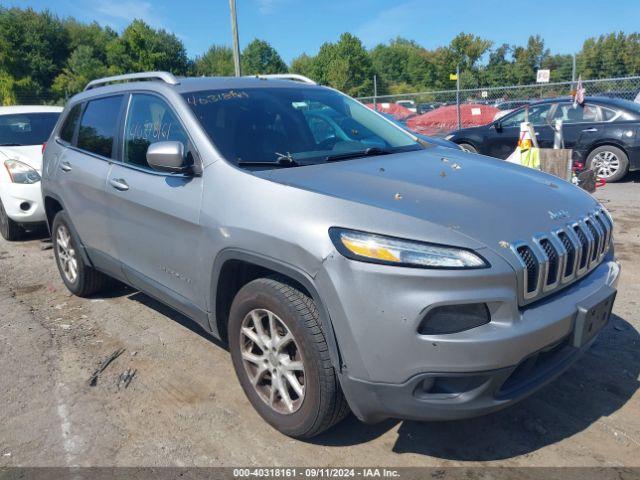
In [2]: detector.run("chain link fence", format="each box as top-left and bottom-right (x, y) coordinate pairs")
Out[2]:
(358, 76), (640, 136)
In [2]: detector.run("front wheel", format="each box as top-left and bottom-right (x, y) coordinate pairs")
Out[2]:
(586, 145), (628, 183)
(0, 198), (23, 241)
(458, 142), (478, 154)
(229, 277), (349, 438)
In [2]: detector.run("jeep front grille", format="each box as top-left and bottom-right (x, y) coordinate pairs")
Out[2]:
(511, 209), (612, 304)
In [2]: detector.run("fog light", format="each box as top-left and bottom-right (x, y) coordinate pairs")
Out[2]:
(418, 303), (490, 335)
(20, 202), (31, 211)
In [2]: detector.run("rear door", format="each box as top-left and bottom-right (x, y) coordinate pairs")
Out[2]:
(551, 102), (604, 151)
(54, 95), (125, 266)
(105, 93), (206, 317)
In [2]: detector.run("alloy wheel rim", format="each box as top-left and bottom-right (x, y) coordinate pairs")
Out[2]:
(592, 151), (620, 179)
(240, 308), (305, 414)
(56, 225), (78, 283)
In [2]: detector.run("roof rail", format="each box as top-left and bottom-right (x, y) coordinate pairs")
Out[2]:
(251, 74), (317, 85)
(84, 71), (180, 91)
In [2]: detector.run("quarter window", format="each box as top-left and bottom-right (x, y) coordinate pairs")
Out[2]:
(123, 94), (190, 168)
(77, 96), (124, 158)
(59, 104), (81, 144)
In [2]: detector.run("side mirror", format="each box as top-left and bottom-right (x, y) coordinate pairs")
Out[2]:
(146, 141), (190, 174)
(494, 121), (503, 132)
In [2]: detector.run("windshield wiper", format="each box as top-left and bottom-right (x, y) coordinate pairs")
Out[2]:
(237, 155), (300, 168)
(324, 147), (393, 163)
(0, 143), (23, 146)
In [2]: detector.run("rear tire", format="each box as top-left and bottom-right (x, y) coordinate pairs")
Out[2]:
(458, 142), (478, 154)
(229, 277), (349, 438)
(0, 198), (23, 241)
(52, 211), (111, 297)
(586, 145), (628, 183)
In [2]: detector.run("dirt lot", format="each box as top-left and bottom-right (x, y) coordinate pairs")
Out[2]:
(0, 176), (639, 468)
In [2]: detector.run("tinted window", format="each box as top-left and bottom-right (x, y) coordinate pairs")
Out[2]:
(0, 112), (59, 146)
(183, 88), (419, 169)
(77, 96), (123, 158)
(553, 103), (600, 123)
(124, 94), (190, 168)
(501, 104), (553, 127)
(59, 104), (81, 143)
(601, 106), (618, 121)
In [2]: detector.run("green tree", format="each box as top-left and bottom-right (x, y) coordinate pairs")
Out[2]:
(0, 7), (69, 95)
(52, 45), (109, 98)
(106, 19), (189, 74)
(194, 45), (235, 76)
(312, 33), (374, 96)
(64, 19), (117, 64)
(290, 53), (316, 79)
(512, 35), (548, 84)
(241, 39), (288, 75)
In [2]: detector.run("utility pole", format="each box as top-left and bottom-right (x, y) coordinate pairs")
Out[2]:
(456, 64), (461, 130)
(373, 75), (378, 111)
(229, 0), (241, 77)
(571, 54), (577, 85)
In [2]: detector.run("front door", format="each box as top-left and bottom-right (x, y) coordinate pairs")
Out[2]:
(105, 93), (206, 320)
(488, 103), (555, 159)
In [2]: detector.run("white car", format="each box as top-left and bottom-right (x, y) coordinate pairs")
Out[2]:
(0, 106), (62, 240)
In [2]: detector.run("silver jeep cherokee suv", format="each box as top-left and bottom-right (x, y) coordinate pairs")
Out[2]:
(42, 72), (620, 438)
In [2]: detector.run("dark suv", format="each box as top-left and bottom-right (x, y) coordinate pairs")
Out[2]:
(447, 96), (640, 182)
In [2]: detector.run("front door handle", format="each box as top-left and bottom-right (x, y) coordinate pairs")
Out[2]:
(60, 161), (72, 172)
(581, 128), (598, 132)
(109, 178), (129, 191)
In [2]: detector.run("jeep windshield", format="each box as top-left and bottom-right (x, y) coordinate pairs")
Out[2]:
(183, 87), (422, 169)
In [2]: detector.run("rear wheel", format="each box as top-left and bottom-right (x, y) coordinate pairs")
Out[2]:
(458, 142), (477, 154)
(229, 277), (349, 438)
(52, 211), (111, 297)
(0, 198), (23, 241)
(587, 145), (628, 183)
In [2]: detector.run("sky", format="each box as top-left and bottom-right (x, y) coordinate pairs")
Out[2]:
(6, 0), (640, 63)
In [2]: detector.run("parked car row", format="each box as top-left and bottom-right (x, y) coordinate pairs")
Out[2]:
(1, 73), (620, 441)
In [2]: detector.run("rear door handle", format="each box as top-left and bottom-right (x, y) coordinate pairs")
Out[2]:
(581, 128), (598, 132)
(109, 178), (129, 191)
(60, 161), (72, 172)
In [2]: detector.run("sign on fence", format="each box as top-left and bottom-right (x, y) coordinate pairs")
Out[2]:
(536, 69), (551, 83)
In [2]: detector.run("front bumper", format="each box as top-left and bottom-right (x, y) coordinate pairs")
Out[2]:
(319, 250), (620, 423)
(0, 181), (46, 224)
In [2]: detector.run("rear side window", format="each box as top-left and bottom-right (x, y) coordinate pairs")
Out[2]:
(77, 96), (123, 158)
(59, 104), (81, 143)
(123, 94), (190, 169)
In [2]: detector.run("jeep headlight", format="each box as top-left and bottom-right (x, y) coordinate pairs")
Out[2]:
(4, 159), (41, 184)
(329, 228), (488, 269)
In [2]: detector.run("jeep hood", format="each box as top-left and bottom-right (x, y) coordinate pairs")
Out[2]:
(255, 148), (601, 254)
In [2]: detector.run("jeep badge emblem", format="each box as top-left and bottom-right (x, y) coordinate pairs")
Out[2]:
(548, 209), (570, 221)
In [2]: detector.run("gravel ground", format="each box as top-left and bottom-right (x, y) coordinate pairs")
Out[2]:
(0, 175), (639, 468)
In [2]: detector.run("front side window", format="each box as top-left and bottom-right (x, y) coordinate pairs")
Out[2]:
(123, 94), (190, 168)
(183, 87), (419, 169)
(59, 104), (81, 144)
(77, 95), (124, 158)
(0, 112), (60, 146)
(501, 104), (553, 127)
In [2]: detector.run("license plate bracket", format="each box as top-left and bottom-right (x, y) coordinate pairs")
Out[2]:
(572, 290), (616, 348)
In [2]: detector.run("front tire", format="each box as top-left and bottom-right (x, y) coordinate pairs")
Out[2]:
(458, 142), (478, 154)
(0, 198), (23, 241)
(587, 145), (628, 183)
(52, 211), (111, 297)
(229, 277), (349, 438)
